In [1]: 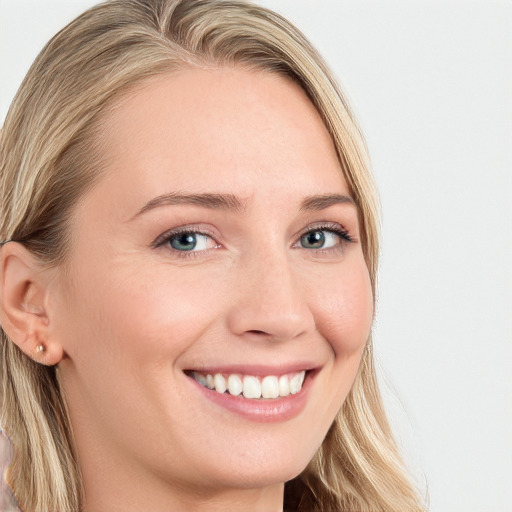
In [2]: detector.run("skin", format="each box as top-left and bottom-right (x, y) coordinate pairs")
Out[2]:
(2, 67), (373, 511)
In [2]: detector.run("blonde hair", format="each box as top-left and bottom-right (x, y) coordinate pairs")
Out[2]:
(0, 1), (425, 510)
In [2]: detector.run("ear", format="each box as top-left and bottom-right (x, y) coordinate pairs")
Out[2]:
(0, 242), (64, 366)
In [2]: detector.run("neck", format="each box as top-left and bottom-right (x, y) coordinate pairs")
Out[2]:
(82, 478), (284, 512)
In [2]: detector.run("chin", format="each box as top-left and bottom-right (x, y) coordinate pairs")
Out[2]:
(188, 437), (320, 492)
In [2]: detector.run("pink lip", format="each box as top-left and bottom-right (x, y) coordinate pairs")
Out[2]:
(185, 369), (317, 423)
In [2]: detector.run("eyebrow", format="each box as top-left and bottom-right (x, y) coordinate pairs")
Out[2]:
(133, 192), (246, 218)
(132, 191), (355, 219)
(299, 193), (356, 211)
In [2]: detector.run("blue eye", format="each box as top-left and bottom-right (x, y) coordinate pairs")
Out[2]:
(170, 233), (197, 251)
(301, 230), (326, 249)
(299, 228), (351, 250)
(154, 224), (352, 257)
(166, 232), (215, 252)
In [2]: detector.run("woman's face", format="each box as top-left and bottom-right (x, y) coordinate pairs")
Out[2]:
(54, 67), (373, 509)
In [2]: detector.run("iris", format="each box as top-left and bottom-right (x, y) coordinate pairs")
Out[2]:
(170, 233), (198, 251)
(301, 230), (326, 249)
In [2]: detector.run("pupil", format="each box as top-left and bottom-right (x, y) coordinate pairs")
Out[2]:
(303, 230), (325, 248)
(171, 233), (196, 251)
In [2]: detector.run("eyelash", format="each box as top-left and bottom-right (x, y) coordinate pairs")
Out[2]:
(152, 226), (219, 257)
(153, 223), (354, 259)
(294, 223), (353, 251)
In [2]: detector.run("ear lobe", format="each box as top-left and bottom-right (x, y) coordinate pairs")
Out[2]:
(0, 243), (64, 366)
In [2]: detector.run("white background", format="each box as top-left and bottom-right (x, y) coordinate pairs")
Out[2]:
(1, 1), (511, 511)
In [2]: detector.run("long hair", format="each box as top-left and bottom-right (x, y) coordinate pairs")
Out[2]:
(0, 1), (425, 510)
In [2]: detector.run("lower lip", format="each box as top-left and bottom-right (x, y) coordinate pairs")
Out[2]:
(186, 372), (314, 423)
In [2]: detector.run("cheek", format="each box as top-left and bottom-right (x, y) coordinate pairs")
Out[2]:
(310, 259), (373, 356)
(68, 264), (225, 365)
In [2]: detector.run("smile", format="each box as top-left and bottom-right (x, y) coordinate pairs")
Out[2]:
(188, 370), (307, 400)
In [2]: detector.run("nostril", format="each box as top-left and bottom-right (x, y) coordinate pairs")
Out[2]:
(247, 330), (268, 336)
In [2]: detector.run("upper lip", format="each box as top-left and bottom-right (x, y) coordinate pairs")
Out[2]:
(184, 362), (319, 377)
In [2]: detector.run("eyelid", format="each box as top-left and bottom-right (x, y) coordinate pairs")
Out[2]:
(293, 221), (353, 244)
(151, 220), (355, 257)
(151, 224), (221, 250)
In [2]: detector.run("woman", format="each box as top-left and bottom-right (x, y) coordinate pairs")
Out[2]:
(0, 1), (425, 510)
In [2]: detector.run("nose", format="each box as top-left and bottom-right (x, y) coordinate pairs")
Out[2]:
(225, 249), (315, 342)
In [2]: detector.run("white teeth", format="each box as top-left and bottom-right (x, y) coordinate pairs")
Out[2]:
(278, 375), (290, 397)
(214, 374), (227, 394)
(289, 371), (305, 394)
(192, 370), (307, 399)
(261, 376), (279, 399)
(243, 375), (261, 399)
(227, 374), (243, 396)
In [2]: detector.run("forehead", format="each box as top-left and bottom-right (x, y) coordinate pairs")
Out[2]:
(96, 66), (348, 202)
